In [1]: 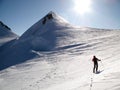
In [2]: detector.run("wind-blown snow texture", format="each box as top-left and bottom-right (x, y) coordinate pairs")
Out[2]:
(0, 12), (120, 90)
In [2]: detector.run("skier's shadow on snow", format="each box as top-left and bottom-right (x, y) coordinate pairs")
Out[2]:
(95, 70), (104, 74)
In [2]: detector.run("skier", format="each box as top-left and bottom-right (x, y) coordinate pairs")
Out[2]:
(92, 55), (101, 73)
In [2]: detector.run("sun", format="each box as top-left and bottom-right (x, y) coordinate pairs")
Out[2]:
(73, 0), (92, 15)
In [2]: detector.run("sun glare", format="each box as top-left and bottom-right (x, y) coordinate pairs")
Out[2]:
(73, 0), (92, 15)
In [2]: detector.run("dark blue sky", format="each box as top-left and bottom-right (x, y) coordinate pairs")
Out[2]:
(0, 0), (120, 35)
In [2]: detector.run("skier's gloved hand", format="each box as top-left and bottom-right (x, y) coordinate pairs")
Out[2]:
(98, 59), (101, 61)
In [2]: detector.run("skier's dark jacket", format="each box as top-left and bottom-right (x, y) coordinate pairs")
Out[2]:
(92, 56), (100, 64)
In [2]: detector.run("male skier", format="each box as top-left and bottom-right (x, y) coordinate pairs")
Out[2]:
(92, 56), (101, 73)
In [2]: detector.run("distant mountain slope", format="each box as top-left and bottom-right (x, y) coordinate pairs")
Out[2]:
(0, 21), (18, 46)
(0, 21), (18, 38)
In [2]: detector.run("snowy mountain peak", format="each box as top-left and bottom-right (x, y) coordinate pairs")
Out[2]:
(0, 21), (17, 38)
(19, 11), (73, 40)
(42, 11), (54, 25)
(41, 11), (70, 26)
(44, 11), (67, 22)
(0, 21), (11, 31)
(14, 11), (75, 52)
(47, 11), (55, 15)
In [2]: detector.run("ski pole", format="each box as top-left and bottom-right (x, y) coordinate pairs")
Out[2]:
(100, 60), (105, 70)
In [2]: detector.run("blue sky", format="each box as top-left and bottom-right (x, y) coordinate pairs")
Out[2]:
(0, 0), (120, 35)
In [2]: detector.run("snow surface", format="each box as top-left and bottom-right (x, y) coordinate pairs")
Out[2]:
(0, 12), (120, 90)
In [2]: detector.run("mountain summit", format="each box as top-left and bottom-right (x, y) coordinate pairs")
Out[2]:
(0, 21), (18, 47)
(0, 21), (17, 38)
(20, 11), (73, 39)
(18, 11), (75, 51)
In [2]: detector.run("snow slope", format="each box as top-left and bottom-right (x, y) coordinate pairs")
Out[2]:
(0, 12), (120, 90)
